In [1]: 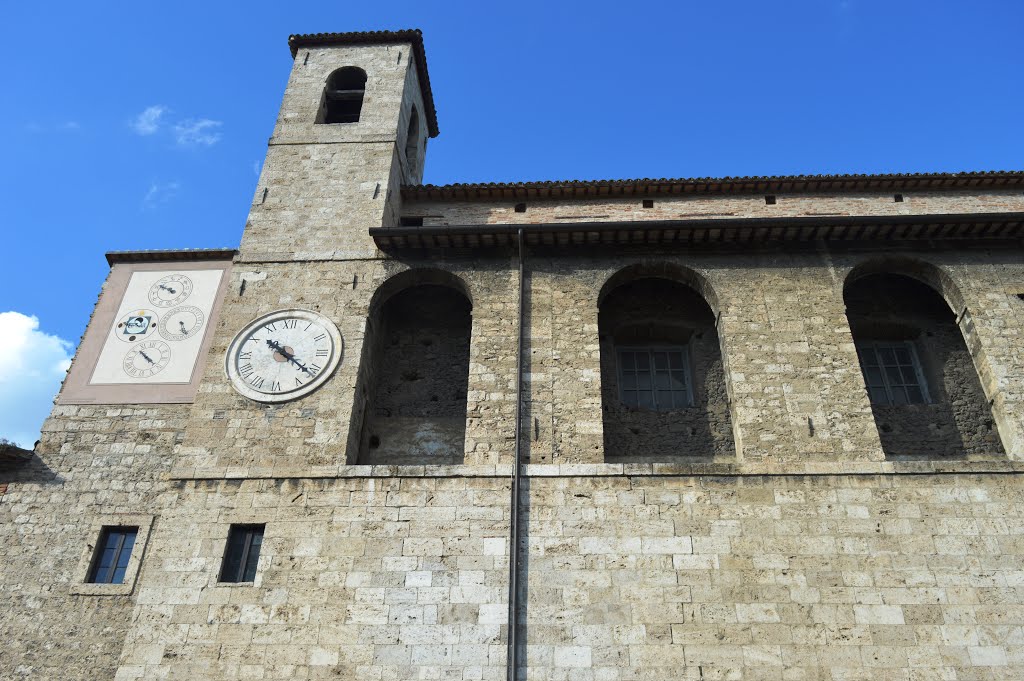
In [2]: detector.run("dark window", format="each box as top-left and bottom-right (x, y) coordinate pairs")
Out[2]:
(642, 199), (654, 208)
(855, 341), (929, 405)
(894, 193), (905, 203)
(88, 527), (138, 584)
(220, 524), (264, 583)
(317, 67), (367, 124)
(405, 107), (420, 170)
(514, 203), (527, 213)
(399, 216), (424, 227)
(765, 195), (777, 205)
(617, 346), (692, 410)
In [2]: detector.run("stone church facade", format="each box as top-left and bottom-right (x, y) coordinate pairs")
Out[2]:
(4, 28), (1024, 680)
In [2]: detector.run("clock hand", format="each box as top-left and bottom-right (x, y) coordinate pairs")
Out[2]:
(266, 339), (313, 375)
(179, 320), (189, 334)
(159, 284), (177, 294)
(139, 350), (155, 365)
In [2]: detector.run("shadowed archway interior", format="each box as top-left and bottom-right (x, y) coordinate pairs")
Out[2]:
(844, 272), (1004, 459)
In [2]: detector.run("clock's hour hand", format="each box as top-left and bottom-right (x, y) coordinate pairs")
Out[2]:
(266, 339), (313, 375)
(179, 321), (188, 334)
(139, 350), (155, 365)
(159, 284), (177, 294)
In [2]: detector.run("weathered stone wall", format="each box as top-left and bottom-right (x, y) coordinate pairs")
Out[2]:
(520, 469), (1024, 680)
(173, 258), (518, 475)
(242, 41), (428, 261)
(598, 278), (735, 461)
(0, 402), (185, 679)
(846, 273), (1005, 459)
(108, 474), (511, 681)
(360, 284), (472, 464)
(402, 190), (1024, 228)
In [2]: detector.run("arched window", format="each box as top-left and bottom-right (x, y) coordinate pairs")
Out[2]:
(598, 273), (734, 462)
(405, 106), (420, 171)
(355, 276), (472, 465)
(844, 270), (1004, 458)
(317, 67), (366, 124)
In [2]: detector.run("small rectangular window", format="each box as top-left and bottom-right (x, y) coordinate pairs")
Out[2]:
(894, 193), (905, 203)
(88, 527), (138, 584)
(642, 199), (654, 208)
(220, 524), (265, 583)
(765, 195), (777, 205)
(617, 346), (692, 410)
(399, 216), (424, 227)
(855, 341), (929, 405)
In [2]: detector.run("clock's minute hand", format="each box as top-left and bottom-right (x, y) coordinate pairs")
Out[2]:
(266, 339), (313, 375)
(139, 350), (155, 365)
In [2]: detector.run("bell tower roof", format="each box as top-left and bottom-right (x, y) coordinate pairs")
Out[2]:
(288, 29), (439, 137)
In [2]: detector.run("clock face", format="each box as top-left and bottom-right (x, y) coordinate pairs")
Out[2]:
(123, 340), (172, 379)
(115, 309), (159, 342)
(225, 309), (343, 403)
(148, 274), (193, 308)
(158, 305), (205, 341)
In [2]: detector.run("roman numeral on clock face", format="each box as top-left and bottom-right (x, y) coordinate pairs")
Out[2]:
(239, 363), (254, 378)
(315, 349), (329, 357)
(281, 319), (297, 329)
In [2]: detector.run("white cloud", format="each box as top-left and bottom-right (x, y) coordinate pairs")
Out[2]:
(174, 118), (223, 147)
(143, 180), (181, 208)
(132, 105), (167, 135)
(0, 312), (73, 449)
(252, 160), (262, 177)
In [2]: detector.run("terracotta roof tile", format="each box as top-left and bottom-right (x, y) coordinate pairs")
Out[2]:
(404, 170), (1024, 201)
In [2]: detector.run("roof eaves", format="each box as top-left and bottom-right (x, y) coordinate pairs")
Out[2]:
(402, 170), (1024, 201)
(105, 248), (238, 266)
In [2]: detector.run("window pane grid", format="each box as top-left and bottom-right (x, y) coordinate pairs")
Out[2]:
(221, 525), (265, 583)
(856, 342), (928, 406)
(89, 527), (138, 584)
(618, 347), (692, 410)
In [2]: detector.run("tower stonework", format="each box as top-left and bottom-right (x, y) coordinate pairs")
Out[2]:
(6, 29), (1024, 681)
(242, 32), (434, 261)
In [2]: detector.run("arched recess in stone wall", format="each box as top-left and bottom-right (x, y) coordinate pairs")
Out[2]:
(843, 257), (1005, 459)
(597, 263), (734, 461)
(352, 268), (473, 465)
(316, 67), (367, 125)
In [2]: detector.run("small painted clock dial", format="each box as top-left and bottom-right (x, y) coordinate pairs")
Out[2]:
(148, 274), (193, 308)
(115, 309), (159, 342)
(123, 340), (172, 379)
(226, 310), (343, 403)
(158, 305), (205, 341)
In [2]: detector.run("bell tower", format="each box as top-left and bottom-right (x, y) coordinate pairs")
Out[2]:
(239, 30), (438, 261)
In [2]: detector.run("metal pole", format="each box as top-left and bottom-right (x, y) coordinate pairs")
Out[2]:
(506, 228), (525, 681)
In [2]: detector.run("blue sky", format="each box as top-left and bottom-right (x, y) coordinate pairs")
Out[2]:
(1, 1), (1022, 446)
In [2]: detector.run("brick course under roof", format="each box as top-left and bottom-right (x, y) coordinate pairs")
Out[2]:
(404, 170), (1024, 200)
(288, 29), (439, 137)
